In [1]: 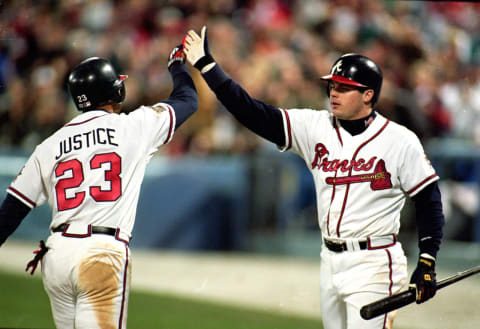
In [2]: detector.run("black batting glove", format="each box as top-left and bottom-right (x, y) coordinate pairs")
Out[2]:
(183, 26), (215, 72)
(167, 44), (185, 69)
(410, 254), (437, 304)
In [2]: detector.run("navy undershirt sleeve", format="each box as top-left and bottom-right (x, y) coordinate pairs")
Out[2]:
(202, 64), (285, 147)
(0, 194), (31, 246)
(411, 181), (445, 258)
(163, 63), (198, 130)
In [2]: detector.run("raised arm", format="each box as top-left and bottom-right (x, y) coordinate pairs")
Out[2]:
(165, 45), (199, 130)
(183, 26), (285, 147)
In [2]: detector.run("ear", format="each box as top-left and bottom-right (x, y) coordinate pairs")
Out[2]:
(363, 89), (374, 104)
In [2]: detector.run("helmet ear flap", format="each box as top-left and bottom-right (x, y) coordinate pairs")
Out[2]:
(110, 79), (126, 104)
(117, 83), (126, 102)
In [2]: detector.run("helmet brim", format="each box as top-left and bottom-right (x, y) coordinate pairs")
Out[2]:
(320, 74), (367, 88)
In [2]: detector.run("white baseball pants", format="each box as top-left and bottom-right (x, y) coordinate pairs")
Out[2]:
(320, 242), (408, 329)
(41, 233), (131, 329)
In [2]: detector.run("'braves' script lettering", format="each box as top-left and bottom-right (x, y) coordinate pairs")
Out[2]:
(311, 143), (376, 173)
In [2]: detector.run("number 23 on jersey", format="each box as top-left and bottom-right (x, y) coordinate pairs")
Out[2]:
(55, 152), (122, 211)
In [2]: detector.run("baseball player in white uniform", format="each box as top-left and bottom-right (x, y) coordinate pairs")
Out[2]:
(0, 45), (197, 328)
(182, 27), (445, 329)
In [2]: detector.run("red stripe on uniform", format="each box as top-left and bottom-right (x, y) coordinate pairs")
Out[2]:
(65, 115), (107, 126)
(321, 74), (368, 88)
(282, 109), (292, 150)
(336, 184), (351, 237)
(333, 119), (343, 146)
(61, 224), (92, 238)
(326, 171), (338, 237)
(383, 249), (394, 328)
(407, 174), (438, 195)
(7, 187), (36, 208)
(118, 245), (129, 329)
(327, 118), (345, 236)
(163, 105), (174, 144)
(336, 120), (390, 237)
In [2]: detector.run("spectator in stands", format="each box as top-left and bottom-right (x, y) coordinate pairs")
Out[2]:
(0, 0), (479, 152)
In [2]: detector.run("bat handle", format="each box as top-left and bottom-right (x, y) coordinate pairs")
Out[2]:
(360, 288), (416, 320)
(360, 265), (480, 320)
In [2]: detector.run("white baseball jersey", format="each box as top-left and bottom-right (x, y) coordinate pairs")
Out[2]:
(279, 109), (438, 239)
(277, 109), (436, 328)
(7, 104), (175, 239)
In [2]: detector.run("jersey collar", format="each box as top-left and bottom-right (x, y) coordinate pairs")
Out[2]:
(338, 111), (377, 136)
(65, 110), (110, 127)
(335, 112), (388, 144)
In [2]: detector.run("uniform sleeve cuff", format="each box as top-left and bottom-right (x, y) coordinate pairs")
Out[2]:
(168, 63), (189, 76)
(419, 238), (439, 259)
(201, 63), (230, 91)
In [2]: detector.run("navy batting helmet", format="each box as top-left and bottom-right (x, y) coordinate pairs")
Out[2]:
(321, 53), (383, 105)
(68, 57), (127, 111)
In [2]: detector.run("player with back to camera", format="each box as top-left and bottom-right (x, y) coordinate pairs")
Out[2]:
(182, 26), (445, 329)
(0, 44), (197, 328)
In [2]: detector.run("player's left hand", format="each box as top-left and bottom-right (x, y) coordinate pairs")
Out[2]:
(167, 44), (185, 69)
(409, 254), (437, 304)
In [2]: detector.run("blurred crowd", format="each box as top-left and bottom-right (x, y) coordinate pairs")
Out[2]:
(1, 0), (479, 155)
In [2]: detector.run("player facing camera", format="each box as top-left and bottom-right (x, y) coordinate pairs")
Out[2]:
(321, 53), (383, 105)
(182, 26), (445, 329)
(320, 54), (383, 121)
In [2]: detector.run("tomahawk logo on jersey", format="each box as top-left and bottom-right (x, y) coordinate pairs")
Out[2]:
(182, 28), (445, 328)
(280, 109), (438, 239)
(310, 142), (393, 191)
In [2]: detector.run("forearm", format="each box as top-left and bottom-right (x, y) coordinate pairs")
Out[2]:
(202, 63), (285, 146)
(412, 181), (445, 258)
(0, 194), (31, 246)
(164, 63), (198, 130)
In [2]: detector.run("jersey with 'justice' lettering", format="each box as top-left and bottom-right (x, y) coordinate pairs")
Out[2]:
(7, 104), (175, 238)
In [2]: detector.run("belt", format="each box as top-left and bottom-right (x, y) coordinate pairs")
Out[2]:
(53, 224), (117, 237)
(323, 235), (396, 253)
(324, 238), (367, 252)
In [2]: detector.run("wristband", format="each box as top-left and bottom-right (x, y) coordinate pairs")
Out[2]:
(194, 54), (214, 71)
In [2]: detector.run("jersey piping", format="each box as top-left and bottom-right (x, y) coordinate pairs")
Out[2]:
(7, 187), (36, 208)
(162, 104), (175, 144)
(280, 109), (292, 151)
(383, 249), (394, 328)
(333, 118), (343, 146)
(118, 244), (129, 329)
(65, 114), (108, 127)
(331, 120), (390, 237)
(407, 173), (439, 196)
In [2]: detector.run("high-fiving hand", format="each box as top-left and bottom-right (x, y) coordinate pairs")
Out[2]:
(182, 26), (215, 71)
(167, 44), (185, 69)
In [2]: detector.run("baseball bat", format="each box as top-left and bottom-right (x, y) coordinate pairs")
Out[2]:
(360, 265), (480, 320)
